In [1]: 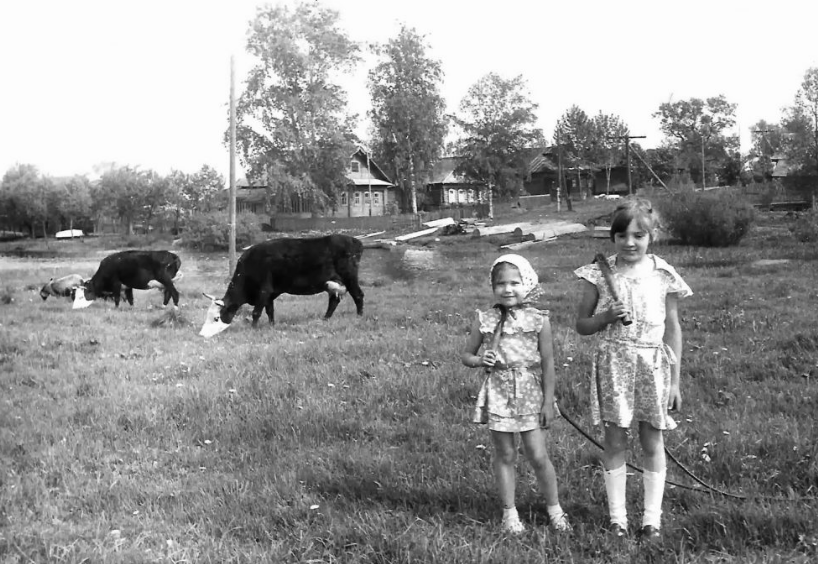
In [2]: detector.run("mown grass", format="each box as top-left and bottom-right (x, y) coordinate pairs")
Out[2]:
(1, 205), (816, 563)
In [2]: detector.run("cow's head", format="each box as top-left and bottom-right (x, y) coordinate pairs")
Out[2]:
(72, 281), (95, 309)
(199, 293), (232, 338)
(40, 278), (53, 301)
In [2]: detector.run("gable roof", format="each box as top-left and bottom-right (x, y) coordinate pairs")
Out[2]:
(350, 147), (393, 185)
(428, 156), (478, 185)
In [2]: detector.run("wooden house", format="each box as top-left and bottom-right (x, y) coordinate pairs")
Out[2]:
(336, 147), (398, 217)
(425, 156), (481, 208)
(234, 148), (398, 218)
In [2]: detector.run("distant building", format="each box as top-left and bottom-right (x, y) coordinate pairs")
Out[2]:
(425, 156), (481, 208)
(235, 147), (398, 218)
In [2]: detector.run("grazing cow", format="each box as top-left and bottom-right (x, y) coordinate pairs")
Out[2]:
(200, 234), (364, 337)
(40, 274), (85, 301)
(74, 250), (182, 309)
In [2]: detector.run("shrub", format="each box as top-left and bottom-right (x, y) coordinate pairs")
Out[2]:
(656, 189), (756, 247)
(180, 211), (265, 251)
(790, 210), (818, 242)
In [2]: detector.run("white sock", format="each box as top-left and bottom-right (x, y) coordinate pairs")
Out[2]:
(546, 503), (565, 521)
(503, 506), (519, 520)
(642, 469), (666, 529)
(603, 465), (628, 528)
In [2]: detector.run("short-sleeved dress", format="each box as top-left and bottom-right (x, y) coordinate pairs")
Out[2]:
(574, 254), (692, 430)
(472, 305), (546, 432)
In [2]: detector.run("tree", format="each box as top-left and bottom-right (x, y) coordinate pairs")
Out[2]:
(98, 166), (154, 235)
(368, 25), (447, 214)
(452, 73), (542, 218)
(236, 1), (359, 214)
(0, 164), (50, 237)
(591, 112), (629, 194)
(553, 106), (596, 207)
(54, 175), (93, 234)
(782, 67), (818, 177)
(653, 95), (738, 188)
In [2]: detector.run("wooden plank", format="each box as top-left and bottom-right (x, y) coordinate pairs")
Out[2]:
(471, 222), (537, 238)
(500, 236), (556, 250)
(395, 227), (439, 241)
(356, 230), (386, 239)
(422, 217), (456, 228)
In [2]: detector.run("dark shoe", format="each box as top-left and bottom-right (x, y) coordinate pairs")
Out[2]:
(607, 522), (628, 538)
(638, 525), (661, 543)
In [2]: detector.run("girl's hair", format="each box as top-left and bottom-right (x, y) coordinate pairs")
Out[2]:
(610, 197), (659, 242)
(491, 261), (520, 287)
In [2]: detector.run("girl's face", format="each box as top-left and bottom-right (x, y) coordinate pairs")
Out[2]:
(492, 265), (526, 307)
(614, 218), (651, 264)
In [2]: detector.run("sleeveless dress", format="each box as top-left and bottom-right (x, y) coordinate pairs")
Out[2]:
(471, 306), (547, 432)
(574, 255), (692, 430)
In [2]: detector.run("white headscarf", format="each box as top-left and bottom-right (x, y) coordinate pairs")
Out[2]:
(490, 254), (539, 297)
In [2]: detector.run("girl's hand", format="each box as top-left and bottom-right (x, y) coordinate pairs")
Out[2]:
(606, 300), (630, 324)
(540, 400), (555, 429)
(481, 350), (506, 369)
(668, 383), (682, 412)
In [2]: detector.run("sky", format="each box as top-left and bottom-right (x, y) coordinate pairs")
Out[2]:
(1, 0), (817, 181)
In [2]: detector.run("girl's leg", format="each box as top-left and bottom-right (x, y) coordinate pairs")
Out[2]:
(519, 429), (558, 504)
(602, 424), (629, 531)
(490, 430), (523, 532)
(638, 422), (666, 531)
(520, 429), (571, 530)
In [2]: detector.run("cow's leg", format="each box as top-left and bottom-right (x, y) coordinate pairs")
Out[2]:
(251, 303), (266, 327)
(111, 281), (123, 307)
(324, 292), (342, 319)
(124, 287), (134, 306)
(155, 275), (179, 307)
(343, 276), (365, 316)
(264, 293), (280, 326)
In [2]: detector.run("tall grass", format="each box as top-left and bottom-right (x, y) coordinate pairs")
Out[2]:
(0, 208), (816, 563)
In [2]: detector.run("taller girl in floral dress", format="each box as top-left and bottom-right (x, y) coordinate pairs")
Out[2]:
(574, 198), (692, 541)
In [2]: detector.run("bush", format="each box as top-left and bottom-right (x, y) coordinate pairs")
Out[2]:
(179, 211), (264, 251)
(790, 210), (818, 242)
(656, 189), (756, 247)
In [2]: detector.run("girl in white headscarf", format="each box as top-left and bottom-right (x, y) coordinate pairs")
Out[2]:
(461, 254), (571, 535)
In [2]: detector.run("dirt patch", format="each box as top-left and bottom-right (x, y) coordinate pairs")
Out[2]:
(751, 259), (790, 267)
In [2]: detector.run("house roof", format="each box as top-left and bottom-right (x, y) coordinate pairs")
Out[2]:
(349, 178), (393, 187)
(428, 156), (476, 185)
(527, 150), (559, 175)
(351, 147), (393, 185)
(771, 156), (794, 178)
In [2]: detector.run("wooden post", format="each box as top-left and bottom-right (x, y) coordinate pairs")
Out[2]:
(626, 140), (632, 195)
(228, 55), (237, 274)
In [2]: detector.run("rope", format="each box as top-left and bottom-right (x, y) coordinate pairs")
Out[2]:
(555, 401), (818, 503)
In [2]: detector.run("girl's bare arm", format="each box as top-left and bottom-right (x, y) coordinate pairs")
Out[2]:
(664, 293), (683, 410)
(538, 317), (556, 402)
(575, 280), (616, 335)
(461, 318), (485, 368)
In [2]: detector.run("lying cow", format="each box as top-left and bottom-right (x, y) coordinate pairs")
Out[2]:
(40, 274), (85, 301)
(200, 234), (364, 338)
(74, 250), (182, 309)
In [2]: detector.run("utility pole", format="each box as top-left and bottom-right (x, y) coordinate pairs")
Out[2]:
(609, 133), (646, 195)
(228, 55), (237, 275)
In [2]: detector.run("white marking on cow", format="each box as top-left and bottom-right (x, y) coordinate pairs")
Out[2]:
(199, 299), (230, 338)
(325, 281), (347, 298)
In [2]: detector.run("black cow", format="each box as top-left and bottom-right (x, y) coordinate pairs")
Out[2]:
(76, 250), (182, 308)
(201, 234), (363, 335)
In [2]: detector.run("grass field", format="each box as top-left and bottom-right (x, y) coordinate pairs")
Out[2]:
(1, 201), (816, 563)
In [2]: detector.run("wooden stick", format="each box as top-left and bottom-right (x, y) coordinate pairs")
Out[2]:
(485, 306), (508, 375)
(594, 254), (632, 326)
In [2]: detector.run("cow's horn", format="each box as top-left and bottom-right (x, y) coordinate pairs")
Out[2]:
(202, 292), (216, 301)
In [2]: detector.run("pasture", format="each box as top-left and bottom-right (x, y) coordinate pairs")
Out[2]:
(0, 208), (816, 563)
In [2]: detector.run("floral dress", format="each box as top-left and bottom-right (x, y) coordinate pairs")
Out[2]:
(472, 306), (546, 432)
(574, 254), (692, 430)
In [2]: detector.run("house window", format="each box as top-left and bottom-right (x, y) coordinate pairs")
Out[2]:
(364, 191), (370, 201)
(448, 189), (456, 203)
(350, 161), (360, 173)
(354, 192), (361, 205)
(373, 192), (381, 205)
(340, 192), (347, 206)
